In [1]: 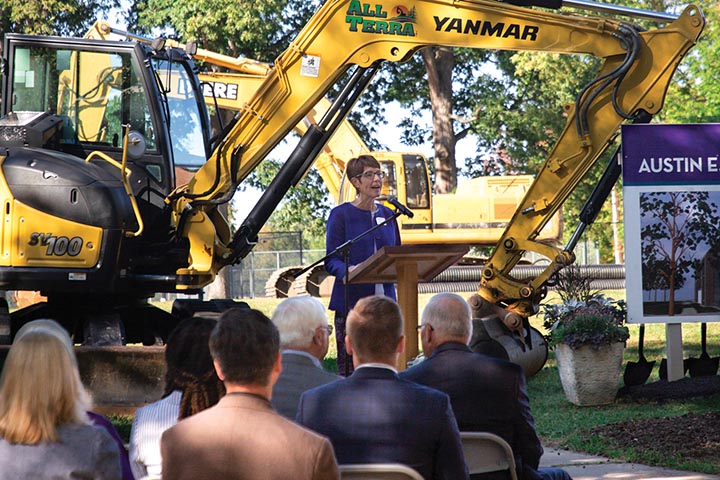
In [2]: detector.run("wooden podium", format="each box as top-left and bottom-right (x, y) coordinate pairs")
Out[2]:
(347, 244), (469, 370)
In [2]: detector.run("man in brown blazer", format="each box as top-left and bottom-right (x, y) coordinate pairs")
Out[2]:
(161, 307), (339, 480)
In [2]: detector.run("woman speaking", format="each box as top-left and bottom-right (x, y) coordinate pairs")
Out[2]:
(325, 155), (400, 375)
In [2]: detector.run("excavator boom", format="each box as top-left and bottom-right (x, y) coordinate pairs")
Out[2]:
(171, 0), (703, 318)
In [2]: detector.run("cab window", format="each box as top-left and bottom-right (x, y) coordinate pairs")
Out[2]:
(404, 155), (429, 209)
(11, 45), (156, 151)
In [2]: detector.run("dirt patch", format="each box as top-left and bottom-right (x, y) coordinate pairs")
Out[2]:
(590, 412), (720, 467)
(587, 377), (720, 470)
(618, 375), (720, 401)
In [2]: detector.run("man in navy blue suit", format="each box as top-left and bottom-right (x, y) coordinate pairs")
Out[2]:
(296, 296), (468, 480)
(400, 293), (572, 480)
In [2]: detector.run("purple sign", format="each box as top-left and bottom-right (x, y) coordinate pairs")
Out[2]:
(622, 124), (720, 185)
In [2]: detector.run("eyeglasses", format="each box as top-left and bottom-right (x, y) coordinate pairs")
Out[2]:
(354, 170), (386, 180)
(416, 323), (434, 332)
(320, 324), (334, 335)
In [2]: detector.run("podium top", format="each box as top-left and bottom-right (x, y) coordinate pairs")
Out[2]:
(347, 244), (469, 284)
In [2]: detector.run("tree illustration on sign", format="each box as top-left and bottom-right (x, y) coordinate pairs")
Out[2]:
(640, 191), (720, 316)
(642, 256), (672, 303)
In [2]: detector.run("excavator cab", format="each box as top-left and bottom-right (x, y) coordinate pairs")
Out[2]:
(338, 153), (430, 207)
(1, 35), (212, 171)
(0, 34), (213, 344)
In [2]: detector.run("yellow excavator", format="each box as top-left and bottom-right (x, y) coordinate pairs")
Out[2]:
(0, 0), (705, 349)
(85, 21), (563, 298)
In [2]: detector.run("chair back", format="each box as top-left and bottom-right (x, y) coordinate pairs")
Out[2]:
(339, 463), (424, 480)
(460, 432), (518, 480)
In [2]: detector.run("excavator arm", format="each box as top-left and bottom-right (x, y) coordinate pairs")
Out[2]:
(88, 20), (558, 257)
(167, 0), (703, 313)
(199, 70), (363, 200)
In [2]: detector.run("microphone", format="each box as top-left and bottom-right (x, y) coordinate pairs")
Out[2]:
(387, 196), (414, 218)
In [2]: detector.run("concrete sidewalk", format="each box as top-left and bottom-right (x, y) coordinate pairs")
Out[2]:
(540, 448), (719, 480)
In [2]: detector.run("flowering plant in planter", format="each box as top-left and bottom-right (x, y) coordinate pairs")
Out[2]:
(541, 264), (629, 349)
(541, 266), (630, 405)
(542, 295), (629, 349)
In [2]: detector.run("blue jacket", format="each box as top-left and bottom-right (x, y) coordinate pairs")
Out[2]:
(325, 202), (400, 313)
(297, 366), (469, 480)
(400, 342), (543, 480)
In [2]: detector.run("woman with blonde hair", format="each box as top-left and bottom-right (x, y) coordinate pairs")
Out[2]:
(0, 325), (121, 479)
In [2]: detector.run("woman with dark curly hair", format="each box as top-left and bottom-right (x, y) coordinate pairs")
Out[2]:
(129, 317), (224, 479)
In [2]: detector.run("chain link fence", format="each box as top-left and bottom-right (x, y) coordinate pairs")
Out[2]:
(226, 231), (323, 299)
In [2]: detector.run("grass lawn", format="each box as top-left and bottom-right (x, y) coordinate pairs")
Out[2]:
(140, 292), (720, 473)
(528, 346), (720, 474)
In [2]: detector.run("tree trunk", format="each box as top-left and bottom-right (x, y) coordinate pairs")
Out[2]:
(207, 266), (231, 299)
(421, 47), (456, 194)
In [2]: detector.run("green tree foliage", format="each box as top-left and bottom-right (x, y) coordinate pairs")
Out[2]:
(241, 154), (331, 249)
(458, 49), (626, 262)
(131, 0), (321, 60)
(661, 1), (720, 123)
(463, 51), (600, 177)
(0, 0), (117, 38)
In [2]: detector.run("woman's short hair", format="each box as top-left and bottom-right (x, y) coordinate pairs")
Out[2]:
(0, 327), (91, 444)
(164, 316), (225, 420)
(272, 297), (328, 349)
(347, 154), (381, 190)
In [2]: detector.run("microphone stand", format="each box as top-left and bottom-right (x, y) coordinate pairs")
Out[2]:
(293, 208), (403, 376)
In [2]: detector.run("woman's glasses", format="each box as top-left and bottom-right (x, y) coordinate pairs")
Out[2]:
(354, 170), (386, 180)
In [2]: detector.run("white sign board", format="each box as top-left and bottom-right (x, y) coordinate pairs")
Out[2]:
(623, 124), (720, 324)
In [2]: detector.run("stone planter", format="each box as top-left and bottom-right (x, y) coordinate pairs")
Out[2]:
(554, 342), (625, 406)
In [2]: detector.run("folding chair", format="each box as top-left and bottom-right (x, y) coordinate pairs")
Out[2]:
(460, 432), (519, 480)
(339, 463), (424, 480)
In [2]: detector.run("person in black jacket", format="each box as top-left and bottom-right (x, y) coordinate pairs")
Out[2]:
(400, 293), (571, 480)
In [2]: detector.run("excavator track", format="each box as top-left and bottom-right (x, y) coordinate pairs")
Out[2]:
(265, 263), (626, 297)
(264, 267), (305, 298)
(264, 264), (331, 298)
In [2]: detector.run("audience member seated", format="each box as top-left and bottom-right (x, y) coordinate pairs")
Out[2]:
(271, 296), (341, 418)
(0, 325), (121, 479)
(160, 308), (339, 480)
(15, 319), (134, 480)
(400, 293), (572, 480)
(129, 316), (224, 480)
(296, 296), (468, 480)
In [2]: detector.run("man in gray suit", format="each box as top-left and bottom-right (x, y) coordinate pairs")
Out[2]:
(161, 308), (339, 480)
(271, 297), (341, 418)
